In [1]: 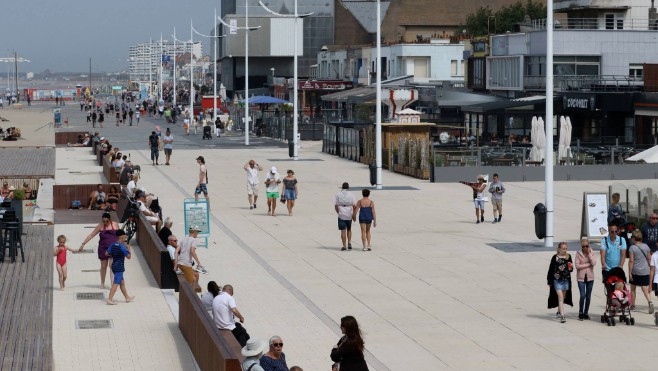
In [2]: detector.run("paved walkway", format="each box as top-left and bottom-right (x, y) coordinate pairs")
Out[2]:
(40, 101), (658, 370)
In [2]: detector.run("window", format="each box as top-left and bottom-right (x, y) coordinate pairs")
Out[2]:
(554, 56), (600, 76)
(605, 14), (624, 30)
(629, 64), (643, 79)
(461, 61), (466, 76)
(451, 60), (458, 76)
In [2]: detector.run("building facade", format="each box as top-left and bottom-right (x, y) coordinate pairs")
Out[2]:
(129, 41), (202, 82)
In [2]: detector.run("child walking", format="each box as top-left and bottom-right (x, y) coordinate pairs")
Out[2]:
(105, 229), (135, 305)
(53, 235), (76, 290)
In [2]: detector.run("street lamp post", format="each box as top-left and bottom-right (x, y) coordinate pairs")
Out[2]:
(376, 0), (383, 189)
(159, 33), (164, 100)
(0, 52), (30, 103)
(192, 9), (226, 121)
(218, 4), (261, 146)
(173, 28), (177, 106)
(545, 0), (555, 247)
(259, 0), (312, 160)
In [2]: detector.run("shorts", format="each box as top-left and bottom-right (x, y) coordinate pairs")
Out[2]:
(164, 148), (172, 155)
(247, 183), (259, 195)
(113, 271), (124, 285)
(492, 199), (503, 213)
(631, 274), (650, 286)
(179, 265), (196, 283)
(266, 191), (279, 199)
(338, 218), (352, 231)
(195, 183), (208, 195)
(473, 199), (485, 209)
(553, 279), (569, 291)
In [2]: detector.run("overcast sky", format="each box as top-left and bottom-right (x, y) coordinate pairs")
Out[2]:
(1, 0), (220, 73)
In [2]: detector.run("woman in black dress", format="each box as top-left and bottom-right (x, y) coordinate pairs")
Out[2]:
(330, 315), (369, 371)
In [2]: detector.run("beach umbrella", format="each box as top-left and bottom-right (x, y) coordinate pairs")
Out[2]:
(558, 116), (566, 160)
(537, 117), (546, 162)
(529, 116), (539, 161)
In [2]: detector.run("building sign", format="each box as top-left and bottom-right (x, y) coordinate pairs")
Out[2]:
(298, 80), (353, 91)
(563, 95), (596, 111)
(229, 19), (238, 35)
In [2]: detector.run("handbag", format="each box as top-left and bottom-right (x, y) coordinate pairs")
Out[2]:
(280, 195), (286, 204)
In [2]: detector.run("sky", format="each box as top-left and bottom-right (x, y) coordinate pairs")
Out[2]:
(0, 0), (220, 73)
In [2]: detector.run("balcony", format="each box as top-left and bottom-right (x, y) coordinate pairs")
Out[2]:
(524, 75), (646, 92)
(532, 17), (658, 31)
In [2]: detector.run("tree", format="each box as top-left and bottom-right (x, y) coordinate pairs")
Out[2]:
(464, 0), (547, 36)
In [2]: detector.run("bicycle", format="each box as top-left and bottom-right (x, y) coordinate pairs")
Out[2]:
(120, 197), (140, 244)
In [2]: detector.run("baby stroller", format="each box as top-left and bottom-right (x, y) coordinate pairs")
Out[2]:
(600, 267), (635, 326)
(203, 125), (212, 140)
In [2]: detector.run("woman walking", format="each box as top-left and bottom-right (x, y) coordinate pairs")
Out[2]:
(628, 230), (654, 313)
(354, 189), (376, 251)
(547, 242), (574, 323)
(282, 170), (298, 215)
(330, 315), (369, 371)
(575, 238), (596, 320)
(79, 212), (119, 289)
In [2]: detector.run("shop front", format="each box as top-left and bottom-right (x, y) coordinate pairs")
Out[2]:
(298, 80), (353, 118)
(633, 93), (658, 147)
(559, 93), (634, 145)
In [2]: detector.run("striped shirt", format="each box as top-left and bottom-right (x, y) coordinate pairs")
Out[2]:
(108, 242), (130, 273)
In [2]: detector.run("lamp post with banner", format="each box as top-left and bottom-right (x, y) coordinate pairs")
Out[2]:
(192, 9), (226, 121)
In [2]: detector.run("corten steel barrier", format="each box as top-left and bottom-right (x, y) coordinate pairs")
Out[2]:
(102, 155), (120, 183)
(52, 184), (114, 209)
(135, 213), (178, 290)
(177, 277), (243, 371)
(54, 131), (88, 146)
(96, 146), (104, 166)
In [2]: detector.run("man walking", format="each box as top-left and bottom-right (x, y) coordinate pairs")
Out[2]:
(244, 160), (263, 210)
(163, 128), (174, 165)
(105, 229), (134, 305)
(174, 225), (205, 285)
(469, 176), (487, 224)
(195, 156), (210, 210)
(641, 213), (658, 253)
(601, 223), (627, 282)
(335, 182), (356, 251)
(128, 108), (134, 126)
(488, 173), (506, 224)
(212, 284), (249, 347)
(148, 131), (160, 165)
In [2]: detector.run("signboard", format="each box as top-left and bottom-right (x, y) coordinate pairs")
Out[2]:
(229, 19), (238, 35)
(562, 94), (596, 111)
(581, 192), (609, 240)
(183, 198), (210, 247)
(298, 80), (353, 91)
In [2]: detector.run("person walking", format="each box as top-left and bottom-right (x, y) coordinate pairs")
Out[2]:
(260, 336), (288, 371)
(488, 173), (505, 223)
(650, 248), (658, 324)
(148, 131), (160, 165)
(128, 108), (134, 126)
(470, 176), (487, 224)
(628, 230), (653, 313)
(547, 242), (574, 323)
(53, 235), (77, 291)
(335, 182), (356, 251)
(354, 189), (376, 251)
(575, 238), (596, 320)
(601, 223), (627, 282)
(163, 128), (174, 165)
(330, 316), (369, 371)
(265, 167), (281, 216)
(640, 213), (658, 253)
(244, 160), (263, 210)
(282, 170), (298, 215)
(195, 156), (210, 210)
(174, 225), (205, 286)
(79, 212), (119, 289)
(135, 110), (140, 125)
(105, 229), (135, 305)
(215, 117), (223, 138)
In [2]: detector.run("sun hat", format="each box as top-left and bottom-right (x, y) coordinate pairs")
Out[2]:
(189, 224), (201, 232)
(8, 186), (16, 191)
(241, 338), (267, 357)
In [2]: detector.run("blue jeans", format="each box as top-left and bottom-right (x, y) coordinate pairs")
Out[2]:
(150, 147), (159, 162)
(578, 280), (594, 315)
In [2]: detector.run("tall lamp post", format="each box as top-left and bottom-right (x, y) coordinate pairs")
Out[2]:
(0, 52), (30, 103)
(173, 27), (177, 106)
(375, 0), (383, 189)
(159, 33), (164, 100)
(218, 1), (261, 145)
(192, 9), (226, 121)
(545, 0), (555, 247)
(171, 32), (193, 118)
(259, 0), (312, 160)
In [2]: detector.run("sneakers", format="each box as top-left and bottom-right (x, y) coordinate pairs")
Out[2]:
(560, 316), (566, 323)
(584, 314), (590, 320)
(555, 311), (560, 319)
(250, 205), (253, 210)
(498, 216), (502, 222)
(348, 244), (352, 250)
(578, 313), (584, 321)
(492, 219), (498, 224)
(630, 305), (636, 311)
(476, 220), (480, 224)
(649, 302), (654, 314)
(194, 265), (208, 275)
(176, 268), (183, 275)
(480, 216), (484, 222)
(341, 247), (346, 251)
(253, 203), (257, 209)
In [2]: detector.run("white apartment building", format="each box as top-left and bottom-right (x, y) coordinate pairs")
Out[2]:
(129, 41), (202, 82)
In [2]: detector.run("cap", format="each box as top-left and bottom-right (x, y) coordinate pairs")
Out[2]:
(189, 224), (201, 232)
(116, 229), (126, 237)
(270, 166), (277, 174)
(341, 182), (349, 190)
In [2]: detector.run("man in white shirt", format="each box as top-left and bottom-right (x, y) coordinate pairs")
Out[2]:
(212, 284), (249, 346)
(126, 173), (139, 197)
(136, 191), (162, 231)
(244, 160), (263, 210)
(335, 182), (356, 251)
(174, 225), (204, 285)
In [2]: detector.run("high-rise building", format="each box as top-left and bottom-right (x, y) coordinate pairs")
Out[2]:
(129, 41), (203, 82)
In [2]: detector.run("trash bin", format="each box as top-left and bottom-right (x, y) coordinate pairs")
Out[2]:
(533, 203), (547, 239)
(288, 139), (294, 158)
(369, 163), (377, 186)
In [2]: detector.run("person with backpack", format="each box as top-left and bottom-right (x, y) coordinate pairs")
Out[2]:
(600, 223), (627, 283)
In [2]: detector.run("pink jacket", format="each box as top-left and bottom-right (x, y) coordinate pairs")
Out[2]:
(575, 250), (597, 282)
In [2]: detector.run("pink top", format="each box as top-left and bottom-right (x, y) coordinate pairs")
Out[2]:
(612, 289), (628, 304)
(575, 250), (597, 282)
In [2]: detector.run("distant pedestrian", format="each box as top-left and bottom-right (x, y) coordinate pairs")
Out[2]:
(105, 229), (135, 305)
(115, 110), (120, 126)
(86, 109), (91, 123)
(265, 167), (281, 216)
(91, 111), (97, 127)
(330, 316), (369, 371)
(148, 131), (160, 165)
(354, 189), (376, 251)
(128, 108), (134, 125)
(260, 336), (288, 371)
(53, 235), (76, 290)
(282, 170), (298, 215)
(98, 112), (104, 128)
(244, 160), (263, 209)
(547, 242), (573, 323)
(575, 238), (596, 320)
(469, 175), (486, 224)
(195, 156), (210, 210)
(488, 173), (505, 223)
(135, 110), (140, 125)
(163, 128), (174, 165)
(183, 117), (190, 135)
(335, 182), (356, 251)
(215, 117), (223, 137)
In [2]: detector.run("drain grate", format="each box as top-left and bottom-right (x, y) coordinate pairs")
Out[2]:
(76, 320), (113, 330)
(80, 269), (100, 273)
(76, 292), (104, 300)
(77, 249), (95, 254)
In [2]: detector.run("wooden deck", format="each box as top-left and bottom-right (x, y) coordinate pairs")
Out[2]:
(0, 224), (54, 370)
(0, 148), (56, 178)
(53, 209), (118, 224)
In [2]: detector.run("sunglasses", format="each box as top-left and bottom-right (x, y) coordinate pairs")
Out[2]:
(272, 343), (284, 347)
(652, 217), (658, 220)
(581, 244), (589, 247)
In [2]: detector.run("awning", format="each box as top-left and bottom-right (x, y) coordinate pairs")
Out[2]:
(322, 87), (375, 104)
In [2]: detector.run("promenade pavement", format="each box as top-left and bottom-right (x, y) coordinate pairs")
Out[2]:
(25, 100), (658, 370)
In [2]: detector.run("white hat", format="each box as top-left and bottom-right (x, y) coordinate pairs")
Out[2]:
(189, 224), (201, 232)
(241, 338), (266, 357)
(270, 166), (277, 174)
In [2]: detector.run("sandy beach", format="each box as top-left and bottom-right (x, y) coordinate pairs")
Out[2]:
(0, 102), (60, 147)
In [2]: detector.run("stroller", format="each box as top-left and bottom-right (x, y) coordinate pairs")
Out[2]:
(600, 267), (635, 326)
(203, 125), (212, 140)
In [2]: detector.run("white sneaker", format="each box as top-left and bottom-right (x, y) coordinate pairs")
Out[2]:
(176, 269), (183, 275)
(194, 265), (208, 275)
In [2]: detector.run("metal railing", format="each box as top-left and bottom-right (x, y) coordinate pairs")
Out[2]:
(524, 75), (645, 92)
(532, 18), (658, 31)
